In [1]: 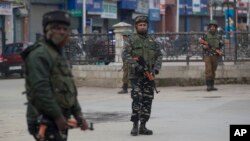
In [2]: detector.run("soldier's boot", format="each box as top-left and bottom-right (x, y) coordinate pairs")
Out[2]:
(130, 122), (139, 136)
(211, 80), (218, 91)
(206, 80), (213, 92)
(139, 122), (153, 135)
(118, 84), (128, 94)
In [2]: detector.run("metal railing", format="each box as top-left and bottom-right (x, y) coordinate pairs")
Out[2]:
(64, 32), (250, 65)
(151, 32), (204, 63)
(64, 33), (115, 65)
(151, 32), (250, 64)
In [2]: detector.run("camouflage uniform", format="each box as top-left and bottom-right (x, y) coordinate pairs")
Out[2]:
(118, 31), (131, 94)
(201, 20), (223, 91)
(123, 16), (162, 136)
(21, 10), (88, 141)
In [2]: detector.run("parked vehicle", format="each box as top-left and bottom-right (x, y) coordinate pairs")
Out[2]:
(0, 43), (26, 77)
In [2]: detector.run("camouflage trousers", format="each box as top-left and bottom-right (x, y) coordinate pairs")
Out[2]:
(122, 63), (129, 85)
(130, 78), (154, 123)
(204, 56), (218, 80)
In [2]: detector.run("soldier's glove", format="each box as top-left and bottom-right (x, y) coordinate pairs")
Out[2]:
(55, 116), (68, 131)
(76, 115), (89, 131)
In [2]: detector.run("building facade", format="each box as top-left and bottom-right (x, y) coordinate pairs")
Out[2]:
(0, 0), (29, 53)
(1, 0), (249, 45)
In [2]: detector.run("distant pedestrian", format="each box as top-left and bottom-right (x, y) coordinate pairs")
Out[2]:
(199, 20), (223, 91)
(123, 15), (162, 136)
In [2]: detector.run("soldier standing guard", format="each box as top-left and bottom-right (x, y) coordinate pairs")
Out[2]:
(199, 20), (223, 91)
(118, 31), (131, 94)
(123, 15), (163, 136)
(21, 10), (88, 141)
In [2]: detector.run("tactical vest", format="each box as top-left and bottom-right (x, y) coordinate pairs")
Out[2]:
(205, 32), (220, 49)
(202, 32), (221, 56)
(130, 34), (157, 67)
(43, 43), (77, 109)
(26, 43), (77, 109)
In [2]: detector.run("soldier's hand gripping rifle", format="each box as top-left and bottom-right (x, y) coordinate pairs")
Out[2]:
(133, 56), (160, 94)
(37, 115), (94, 141)
(199, 37), (224, 56)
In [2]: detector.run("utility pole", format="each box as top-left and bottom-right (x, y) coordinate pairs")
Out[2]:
(210, 0), (213, 20)
(82, 0), (86, 34)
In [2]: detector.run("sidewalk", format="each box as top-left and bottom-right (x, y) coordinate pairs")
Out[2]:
(0, 78), (250, 141)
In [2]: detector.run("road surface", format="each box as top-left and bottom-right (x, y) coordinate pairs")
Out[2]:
(0, 78), (250, 141)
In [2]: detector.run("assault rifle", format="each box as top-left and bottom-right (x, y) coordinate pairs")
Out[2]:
(133, 56), (160, 94)
(37, 115), (94, 141)
(199, 37), (224, 56)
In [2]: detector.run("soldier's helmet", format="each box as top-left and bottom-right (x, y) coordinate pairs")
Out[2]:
(135, 15), (149, 25)
(208, 20), (218, 27)
(42, 10), (71, 32)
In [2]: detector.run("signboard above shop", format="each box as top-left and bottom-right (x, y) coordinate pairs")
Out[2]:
(118, 0), (137, 9)
(30, 0), (62, 4)
(179, 0), (208, 15)
(0, 2), (12, 15)
(74, 0), (102, 12)
(148, 8), (160, 21)
(69, 9), (82, 17)
(135, 0), (149, 14)
(101, 1), (117, 19)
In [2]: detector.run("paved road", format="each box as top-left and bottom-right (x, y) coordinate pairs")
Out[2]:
(0, 78), (250, 141)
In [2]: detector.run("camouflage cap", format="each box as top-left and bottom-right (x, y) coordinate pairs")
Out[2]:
(135, 15), (149, 24)
(42, 10), (71, 28)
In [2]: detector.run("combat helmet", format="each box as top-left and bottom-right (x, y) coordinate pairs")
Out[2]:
(135, 15), (149, 25)
(42, 10), (71, 32)
(208, 20), (218, 27)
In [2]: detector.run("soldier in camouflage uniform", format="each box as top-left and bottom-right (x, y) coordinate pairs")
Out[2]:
(199, 20), (223, 91)
(21, 10), (88, 141)
(123, 15), (162, 136)
(118, 31), (131, 94)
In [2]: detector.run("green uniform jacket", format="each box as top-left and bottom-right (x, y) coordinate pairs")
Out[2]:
(21, 38), (82, 123)
(123, 33), (163, 78)
(203, 31), (221, 56)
